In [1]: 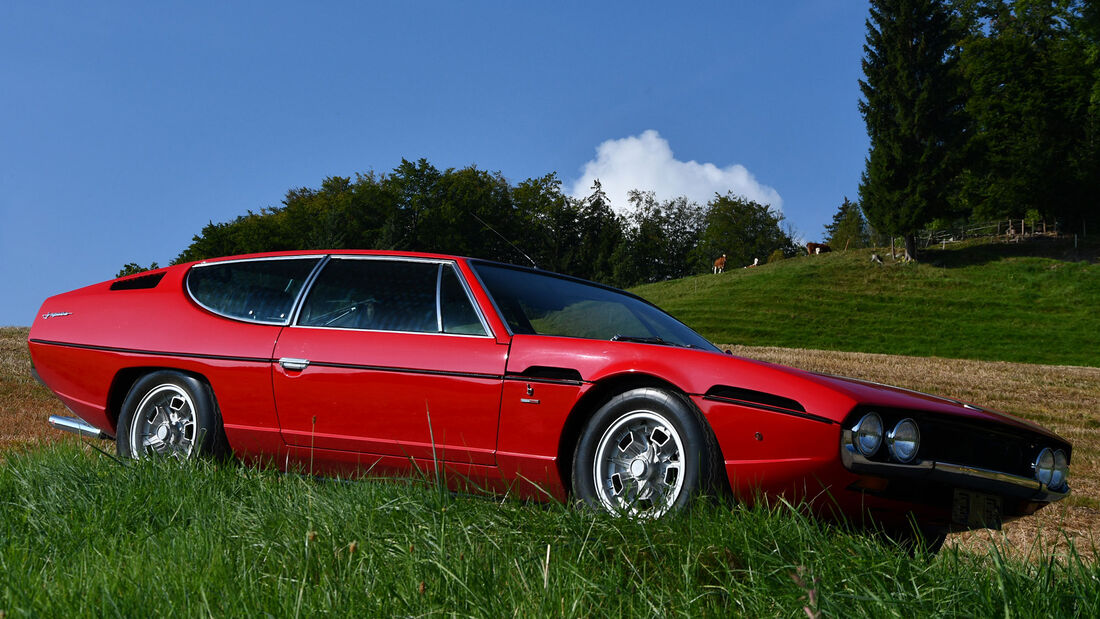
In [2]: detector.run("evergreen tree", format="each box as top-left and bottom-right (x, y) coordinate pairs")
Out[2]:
(956, 1), (1097, 232)
(824, 198), (871, 249)
(574, 180), (623, 284)
(859, 0), (966, 260)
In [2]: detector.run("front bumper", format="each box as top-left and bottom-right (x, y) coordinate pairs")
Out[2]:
(842, 449), (1069, 503)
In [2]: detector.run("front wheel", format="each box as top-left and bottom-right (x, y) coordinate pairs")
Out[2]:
(116, 371), (227, 460)
(886, 525), (948, 556)
(572, 388), (719, 518)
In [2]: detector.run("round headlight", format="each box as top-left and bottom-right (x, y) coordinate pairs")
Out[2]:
(887, 418), (920, 463)
(853, 412), (883, 457)
(1034, 448), (1055, 485)
(1051, 449), (1068, 489)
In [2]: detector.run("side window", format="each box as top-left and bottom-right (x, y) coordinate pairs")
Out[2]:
(440, 266), (487, 335)
(298, 259), (439, 332)
(186, 258), (320, 324)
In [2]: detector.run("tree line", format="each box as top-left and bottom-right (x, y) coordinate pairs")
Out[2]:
(123, 0), (1097, 278)
(856, 0), (1098, 259)
(118, 158), (799, 286)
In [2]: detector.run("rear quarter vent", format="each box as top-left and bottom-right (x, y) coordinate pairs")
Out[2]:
(110, 272), (166, 291)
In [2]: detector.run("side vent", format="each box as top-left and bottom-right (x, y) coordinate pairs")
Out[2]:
(110, 272), (166, 291)
(704, 385), (806, 413)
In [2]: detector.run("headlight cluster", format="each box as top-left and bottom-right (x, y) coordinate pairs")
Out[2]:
(1034, 448), (1069, 489)
(852, 412), (921, 463)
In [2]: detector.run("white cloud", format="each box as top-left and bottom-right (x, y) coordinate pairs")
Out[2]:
(569, 130), (782, 213)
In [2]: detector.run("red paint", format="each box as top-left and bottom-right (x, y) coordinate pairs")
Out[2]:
(272, 327), (506, 464)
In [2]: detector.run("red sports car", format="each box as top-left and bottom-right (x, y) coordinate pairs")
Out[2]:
(29, 250), (1070, 542)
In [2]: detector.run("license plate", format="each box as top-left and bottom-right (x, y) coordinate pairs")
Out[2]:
(952, 489), (1003, 529)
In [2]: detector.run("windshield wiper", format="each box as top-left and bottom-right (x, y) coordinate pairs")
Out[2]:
(610, 334), (691, 348)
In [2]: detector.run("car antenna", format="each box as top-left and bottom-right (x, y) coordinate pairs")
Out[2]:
(471, 211), (538, 269)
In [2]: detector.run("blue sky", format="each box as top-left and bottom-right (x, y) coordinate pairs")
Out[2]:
(1, 1), (871, 326)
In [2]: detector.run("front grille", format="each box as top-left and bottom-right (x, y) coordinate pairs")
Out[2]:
(920, 416), (1039, 478)
(846, 406), (1070, 479)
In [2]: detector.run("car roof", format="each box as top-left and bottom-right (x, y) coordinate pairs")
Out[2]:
(187, 248), (467, 265)
(179, 249), (667, 310)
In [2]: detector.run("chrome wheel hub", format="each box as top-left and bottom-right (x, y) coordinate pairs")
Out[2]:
(593, 410), (685, 518)
(129, 385), (197, 459)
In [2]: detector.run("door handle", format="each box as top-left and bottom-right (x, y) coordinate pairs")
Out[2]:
(279, 358), (310, 371)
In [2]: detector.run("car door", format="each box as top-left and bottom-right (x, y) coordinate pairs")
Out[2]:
(271, 257), (507, 465)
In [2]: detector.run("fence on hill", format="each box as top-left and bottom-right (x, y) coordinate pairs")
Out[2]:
(911, 218), (1060, 249)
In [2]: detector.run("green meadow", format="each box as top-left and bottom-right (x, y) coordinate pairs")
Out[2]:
(1, 445), (1097, 617)
(634, 240), (1100, 367)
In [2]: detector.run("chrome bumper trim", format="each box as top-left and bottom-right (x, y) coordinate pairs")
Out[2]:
(842, 447), (1068, 502)
(934, 461), (1069, 501)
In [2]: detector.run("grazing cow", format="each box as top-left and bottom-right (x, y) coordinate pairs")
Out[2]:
(713, 254), (727, 274)
(806, 242), (832, 255)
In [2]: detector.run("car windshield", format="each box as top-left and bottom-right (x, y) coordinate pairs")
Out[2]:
(472, 263), (718, 351)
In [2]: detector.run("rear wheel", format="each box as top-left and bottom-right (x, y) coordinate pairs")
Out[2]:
(572, 387), (719, 518)
(117, 371), (226, 460)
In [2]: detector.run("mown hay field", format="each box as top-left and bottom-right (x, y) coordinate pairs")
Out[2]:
(3, 327), (1097, 562)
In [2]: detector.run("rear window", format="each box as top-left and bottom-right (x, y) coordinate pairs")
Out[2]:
(187, 257), (320, 324)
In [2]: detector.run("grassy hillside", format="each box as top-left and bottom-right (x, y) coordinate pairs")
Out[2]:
(633, 239), (1100, 367)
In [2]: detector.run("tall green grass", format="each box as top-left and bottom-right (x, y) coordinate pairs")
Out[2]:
(633, 241), (1100, 367)
(2, 444), (1096, 617)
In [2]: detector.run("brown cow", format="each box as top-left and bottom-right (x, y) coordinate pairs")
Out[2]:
(713, 254), (727, 274)
(806, 242), (832, 255)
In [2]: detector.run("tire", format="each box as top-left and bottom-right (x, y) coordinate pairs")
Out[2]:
(572, 387), (720, 518)
(898, 526), (948, 556)
(920, 529), (948, 555)
(116, 371), (227, 460)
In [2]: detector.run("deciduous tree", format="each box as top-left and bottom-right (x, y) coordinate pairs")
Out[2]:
(698, 193), (796, 270)
(612, 191), (704, 285)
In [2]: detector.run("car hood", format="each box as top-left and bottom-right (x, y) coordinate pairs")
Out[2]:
(786, 363), (1060, 438)
(507, 336), (1060, 439)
